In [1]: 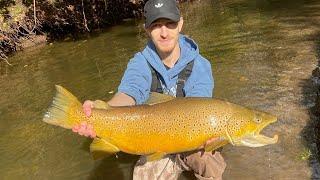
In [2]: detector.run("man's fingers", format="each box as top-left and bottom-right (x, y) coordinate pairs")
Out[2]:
(86, 125), (96, 138)
(83, 100), (94, 117)
(72, 126), (79, 132)
(84, 108), (91, 117)
(90, 131), (96, 138)
(83, 100), (94, 108)
(83, 133), (90, 137)
(87, 124), (93, 130)
(72, 121), (96, 138)
(80, 121), (87, 127)
(78, 123), (87, 133)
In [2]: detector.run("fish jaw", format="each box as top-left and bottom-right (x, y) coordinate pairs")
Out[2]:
(234, 115), (278, 147)
(239, 134), (278, 147)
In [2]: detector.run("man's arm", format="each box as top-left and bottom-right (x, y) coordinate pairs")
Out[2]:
(108, 92), (136, 107)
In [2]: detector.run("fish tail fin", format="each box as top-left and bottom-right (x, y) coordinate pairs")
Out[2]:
(43, 85), (83, 129)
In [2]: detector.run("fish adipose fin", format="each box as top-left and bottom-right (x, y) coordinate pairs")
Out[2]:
(145, 92), (175, 105)
(90, 138), (120, 160)
(146, 152), (166, 161)
(43, 85), (82, 129)
(205, 138), (229, 152)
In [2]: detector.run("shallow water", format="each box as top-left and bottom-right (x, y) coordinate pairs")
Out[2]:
(1, 0), (320, 179)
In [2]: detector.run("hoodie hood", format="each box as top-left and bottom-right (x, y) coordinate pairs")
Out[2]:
(141, 34), (199, 87)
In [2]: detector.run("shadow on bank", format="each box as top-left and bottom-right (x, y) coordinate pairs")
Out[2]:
(301, 31), (320, 179)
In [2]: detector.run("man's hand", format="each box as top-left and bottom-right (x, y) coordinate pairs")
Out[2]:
(72, 100), (96, 138)
(72, 121), (96, 138)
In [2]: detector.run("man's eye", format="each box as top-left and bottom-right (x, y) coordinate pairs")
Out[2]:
(166, 22), (177, 29)
(151, 24), (161, 29)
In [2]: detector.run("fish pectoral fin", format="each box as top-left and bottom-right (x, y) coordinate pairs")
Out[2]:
(93, 100), (111, 110)
(204, 138), (229, 152)
(90, 138), (120, 160)
(146, 152), (166, 161)
(144, 92), (175, 105)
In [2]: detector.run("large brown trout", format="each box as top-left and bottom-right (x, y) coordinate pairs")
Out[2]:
(43, 85), (278, 161)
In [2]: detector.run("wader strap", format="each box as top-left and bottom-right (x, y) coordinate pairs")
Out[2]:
(148, 63), (163, 93)
(148, 60), (194, 97)
(176, 61), (194, 97)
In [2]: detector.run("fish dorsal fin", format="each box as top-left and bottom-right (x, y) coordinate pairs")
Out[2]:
(144, 92), (175, 105)
(93, 100), (112, 110)
(90, 138), (120, 160)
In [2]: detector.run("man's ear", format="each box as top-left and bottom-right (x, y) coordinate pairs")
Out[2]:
(178, 17), (183, 32)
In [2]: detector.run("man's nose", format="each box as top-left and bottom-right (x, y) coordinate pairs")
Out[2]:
(160, 25), (168, 38)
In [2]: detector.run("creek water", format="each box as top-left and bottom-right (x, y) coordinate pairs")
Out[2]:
(1, 0), (320, 179)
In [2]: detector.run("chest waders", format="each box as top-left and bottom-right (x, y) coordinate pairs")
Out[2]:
(148, 61), (194, 97)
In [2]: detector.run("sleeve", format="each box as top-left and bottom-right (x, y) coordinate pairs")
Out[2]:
(118, 53), (152, 104)
(184, 56), (214, 98)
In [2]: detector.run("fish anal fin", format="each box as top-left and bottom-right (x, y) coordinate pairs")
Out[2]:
(145, 92), (175, 105)
(204, 139), (228, 152)
(90, 138), (119, 160)
(146, 152), (166, 161)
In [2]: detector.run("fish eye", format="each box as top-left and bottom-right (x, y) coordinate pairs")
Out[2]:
(254, 114), (262, 123)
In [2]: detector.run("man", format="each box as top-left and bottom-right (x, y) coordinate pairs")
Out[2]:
(73, 0), (226, 179)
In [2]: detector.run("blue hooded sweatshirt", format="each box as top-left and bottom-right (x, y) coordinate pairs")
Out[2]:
(118, 34), (214, 105)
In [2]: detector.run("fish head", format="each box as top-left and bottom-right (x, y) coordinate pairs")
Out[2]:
(230, 109), (278, 147)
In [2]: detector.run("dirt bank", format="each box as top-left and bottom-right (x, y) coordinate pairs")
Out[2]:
(0, 0), (146, 65)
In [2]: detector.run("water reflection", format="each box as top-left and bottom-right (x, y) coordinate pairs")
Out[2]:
(1, 0), (320, 179)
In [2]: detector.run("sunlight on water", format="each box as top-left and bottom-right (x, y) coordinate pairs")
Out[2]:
(1, 0), (320, 179)
(268, 147), (271, 180)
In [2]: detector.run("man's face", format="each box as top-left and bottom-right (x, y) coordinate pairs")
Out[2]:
(145, 18), (183, 54)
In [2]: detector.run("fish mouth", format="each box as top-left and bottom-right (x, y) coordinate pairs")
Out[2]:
(240, 116), (278, 147)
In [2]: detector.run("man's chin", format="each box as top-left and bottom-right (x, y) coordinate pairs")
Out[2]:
(157, 46), (174, 54)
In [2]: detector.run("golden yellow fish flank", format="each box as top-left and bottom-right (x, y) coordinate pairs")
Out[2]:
(43, 85), (278, 161)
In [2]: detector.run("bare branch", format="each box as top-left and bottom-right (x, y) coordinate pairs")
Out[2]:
(29, 0), (42, 33)
(104, 0), (108, 11)
(81, 0), (90, 32)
